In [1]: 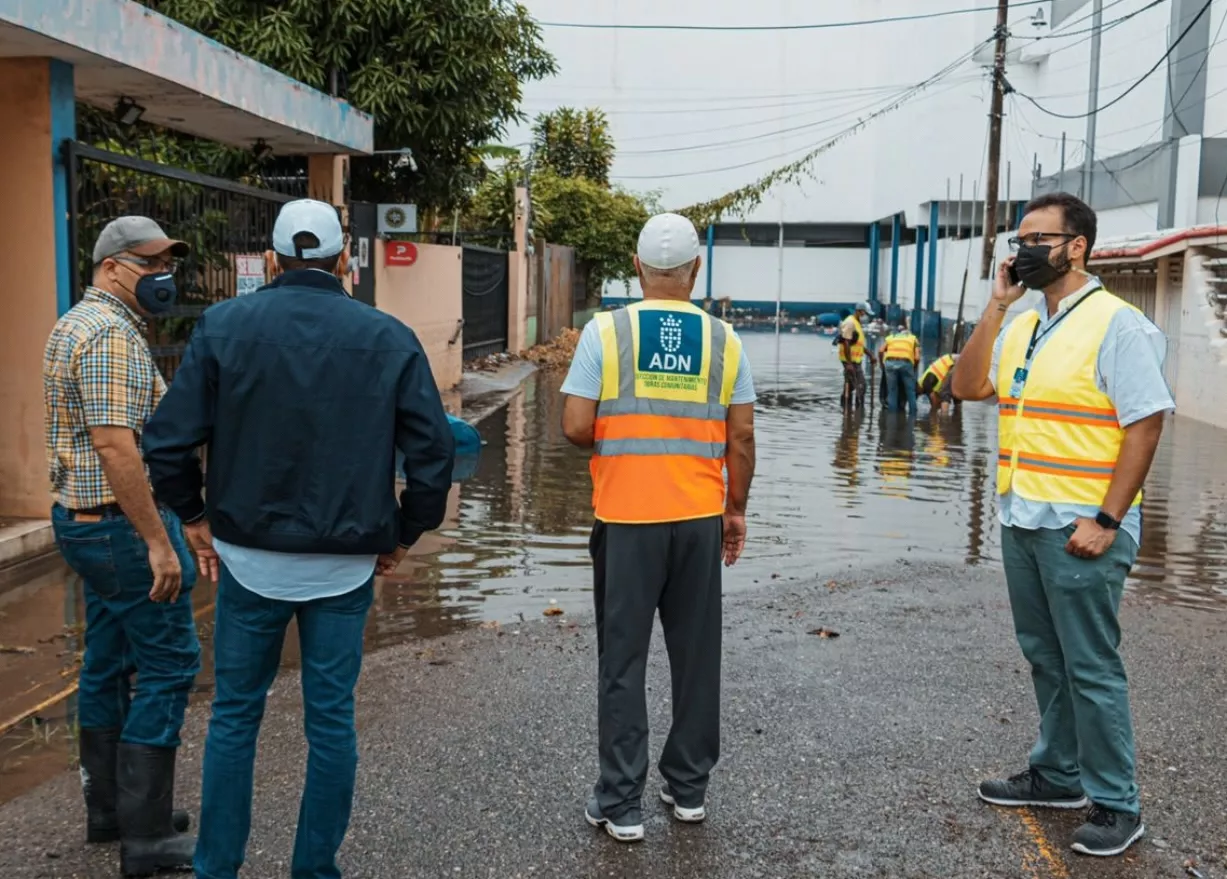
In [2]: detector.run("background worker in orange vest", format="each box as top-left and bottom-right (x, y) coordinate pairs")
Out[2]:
(560, 213), (757, 843)
(918, 353), (958, 414)
(953, 192), (1173, 858)
(838, 302), (871, 409)
(879, 320), (921, 415)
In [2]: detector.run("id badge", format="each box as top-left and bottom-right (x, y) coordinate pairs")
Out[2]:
(1008, 367), (1028, 399)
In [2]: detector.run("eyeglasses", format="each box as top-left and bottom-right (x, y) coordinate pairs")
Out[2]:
(115, 254), (181, 274)
(1006, 233), (1078, 251)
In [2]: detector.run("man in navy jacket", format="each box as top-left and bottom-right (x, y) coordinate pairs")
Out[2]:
(143, 199), (454, 879)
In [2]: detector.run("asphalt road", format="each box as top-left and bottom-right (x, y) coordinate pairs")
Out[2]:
(1, 561), (1224, 879)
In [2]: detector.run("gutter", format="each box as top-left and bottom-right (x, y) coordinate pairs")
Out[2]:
(1091, 225), (1227, 264)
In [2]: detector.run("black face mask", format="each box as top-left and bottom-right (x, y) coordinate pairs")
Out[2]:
(1013, 242), (1074, 290)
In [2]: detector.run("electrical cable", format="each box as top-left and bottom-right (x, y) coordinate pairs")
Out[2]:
(615, 40), (989, 181)
(537, 2), (1046, 32)
(1014, 0), (1212, 120)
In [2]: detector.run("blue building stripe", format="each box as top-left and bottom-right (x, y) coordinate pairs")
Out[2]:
(50, 59), (75, 317)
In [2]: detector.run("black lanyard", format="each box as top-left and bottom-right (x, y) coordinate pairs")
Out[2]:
(1024, 287), (1102, 363)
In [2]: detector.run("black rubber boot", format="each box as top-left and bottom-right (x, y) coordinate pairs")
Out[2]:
(80, 729), (191, 844)
(116, 743), (195, 875)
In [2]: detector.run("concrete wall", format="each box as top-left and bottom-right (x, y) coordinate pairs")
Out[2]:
(1170, 249), (1227, 428)
(0, 59), (61, 518)
(374, 239), (464, 391)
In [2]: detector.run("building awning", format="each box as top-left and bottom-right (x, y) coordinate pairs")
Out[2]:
(1091, 226), (1227, 264)
(0, 0), (373, 155)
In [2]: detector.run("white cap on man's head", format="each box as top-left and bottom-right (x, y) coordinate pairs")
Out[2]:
(273, 199), (345, 260)
(637, 213), (700, 270)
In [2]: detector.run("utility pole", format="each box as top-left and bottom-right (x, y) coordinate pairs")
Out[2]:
(1082, 0), (1104, 205)
(980, 0), (1010, 281)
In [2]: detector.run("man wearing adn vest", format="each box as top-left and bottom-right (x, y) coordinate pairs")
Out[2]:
(918, 353), (958, 414)
(561, 213), (756, 843)
(953, 192), (1173, 858)
(880, 321), (921, 415)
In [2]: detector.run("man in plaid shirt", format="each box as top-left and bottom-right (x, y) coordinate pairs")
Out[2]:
(44, 216), (199, 875)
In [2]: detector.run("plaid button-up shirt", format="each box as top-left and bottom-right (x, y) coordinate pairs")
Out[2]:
(43, 287), (166, 510)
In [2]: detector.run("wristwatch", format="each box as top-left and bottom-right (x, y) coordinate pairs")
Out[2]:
(1094, 510), (1122, 531)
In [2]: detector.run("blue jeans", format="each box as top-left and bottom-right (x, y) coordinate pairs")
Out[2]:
(885, 360), (918, 415)
(195, 564), (374, 879)
(51, 504), (200, 746)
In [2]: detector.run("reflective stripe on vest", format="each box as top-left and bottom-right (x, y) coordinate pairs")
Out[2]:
(921, 354), (955, 386)
(839, 316), (865, 363)
(994, 290), (1140, 508)
(883, 333), (919, 361)
(591, 301), (741, 524)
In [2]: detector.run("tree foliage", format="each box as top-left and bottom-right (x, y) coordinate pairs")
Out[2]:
(531, 108), (614, 185)
(138, 0), (557, 210)
(466, 107), (655, 284)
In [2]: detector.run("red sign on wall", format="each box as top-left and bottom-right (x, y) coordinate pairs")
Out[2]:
(385, 241), (419, 267)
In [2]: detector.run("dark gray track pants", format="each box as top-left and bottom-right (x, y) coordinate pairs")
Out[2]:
(589, 515), (723, 821)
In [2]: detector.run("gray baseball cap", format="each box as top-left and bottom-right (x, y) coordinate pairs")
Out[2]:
(93, 216), (189, 265)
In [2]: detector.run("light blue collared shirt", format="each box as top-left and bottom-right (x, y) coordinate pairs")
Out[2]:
(213, 540), (376, 602)
(988, 276), (1175, 547)
(561, 307), (757, 404)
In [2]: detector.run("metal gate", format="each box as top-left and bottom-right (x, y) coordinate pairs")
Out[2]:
(1101, 267), (1158, 321)
(461, 245), (509, 360)
(66, 142), (296, 379)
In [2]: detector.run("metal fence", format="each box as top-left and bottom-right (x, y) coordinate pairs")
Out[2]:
(460, 245), (510, 360)
(65, 142), (296, 379)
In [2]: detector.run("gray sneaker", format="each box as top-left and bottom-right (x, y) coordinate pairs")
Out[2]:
(977, 767), (1088, 809)
(660, 785), (706, 823)
(1071, 805), (1145, 857)
(584, 797), (644, 843)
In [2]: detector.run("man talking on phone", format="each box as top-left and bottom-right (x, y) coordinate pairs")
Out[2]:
(952, 193), (1173, 858)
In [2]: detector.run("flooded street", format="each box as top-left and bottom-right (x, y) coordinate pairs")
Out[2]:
(4, 331), (1227, 803)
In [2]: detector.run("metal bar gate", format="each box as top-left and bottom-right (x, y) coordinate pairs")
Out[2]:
(65, 141), (297, 379)
(461, 244), (510, 360)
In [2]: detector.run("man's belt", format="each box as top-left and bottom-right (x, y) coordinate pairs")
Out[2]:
(65, 502), (124, 521)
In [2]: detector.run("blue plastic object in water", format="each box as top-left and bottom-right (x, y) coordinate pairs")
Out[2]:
(448, 415), (482, 454)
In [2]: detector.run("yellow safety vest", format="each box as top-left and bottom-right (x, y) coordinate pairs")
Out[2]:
(883, 332), (919, 362)
(592, 301), (742, 524)
(995, 289), (1140, 508)
(839, 316), (865, 363)
(921, 354), (955, 387)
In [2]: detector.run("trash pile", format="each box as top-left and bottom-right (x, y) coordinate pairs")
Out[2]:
(523, 327), (581, 371)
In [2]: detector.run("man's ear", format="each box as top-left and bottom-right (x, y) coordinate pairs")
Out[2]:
(335, 249), (351, 279)
(265, 250), (281, 281)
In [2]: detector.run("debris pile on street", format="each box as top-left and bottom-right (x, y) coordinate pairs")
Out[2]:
(522, 328), (581, 371)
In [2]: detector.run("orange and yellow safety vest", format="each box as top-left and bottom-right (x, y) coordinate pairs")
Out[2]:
(995, 289), (1140, 509)
(883, 332), (919, 362)
(839, 316), (865, 364)
(591, 301), (742, 524)
(921, 354), (955, 387)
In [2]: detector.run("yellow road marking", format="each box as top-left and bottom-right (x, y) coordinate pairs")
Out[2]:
(1018, 811), (1071, 879)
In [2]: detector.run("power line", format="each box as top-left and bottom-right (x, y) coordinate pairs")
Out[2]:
(617, 41), (988, 182)
(617, 78), (979, 156)
(1013, 0), (1212, 121)
(538, 1), (1046, 31)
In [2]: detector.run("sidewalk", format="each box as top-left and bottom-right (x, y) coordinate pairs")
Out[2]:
(1, 562), (1223, 879)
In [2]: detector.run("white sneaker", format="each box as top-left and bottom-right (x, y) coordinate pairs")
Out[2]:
(585, 797), (645, 842)
(660, 785), (706, 823)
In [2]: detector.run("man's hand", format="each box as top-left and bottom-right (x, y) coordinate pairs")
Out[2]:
(184, 519), (219, 582)
(993, 256), (1027, 307)
(147, 540), (183, 603)
(377, 546), (409, 576)
(1065, 518), (1117, 559)
(722, 513), (746, 567)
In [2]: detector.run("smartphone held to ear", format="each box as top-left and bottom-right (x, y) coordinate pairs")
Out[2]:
(1007, 262), (1020, 286)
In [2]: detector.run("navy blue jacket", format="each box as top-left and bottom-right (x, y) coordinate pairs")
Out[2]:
(143, 270), (455, 555)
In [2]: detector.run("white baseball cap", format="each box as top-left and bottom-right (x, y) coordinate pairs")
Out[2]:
(637, 213), (700, 270)
(273, 199), (345, 260)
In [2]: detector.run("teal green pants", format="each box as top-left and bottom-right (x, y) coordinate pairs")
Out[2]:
(1000, 524), (1140, 815)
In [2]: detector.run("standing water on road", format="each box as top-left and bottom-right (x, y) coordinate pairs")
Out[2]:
(3, 331), (1226, 802)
